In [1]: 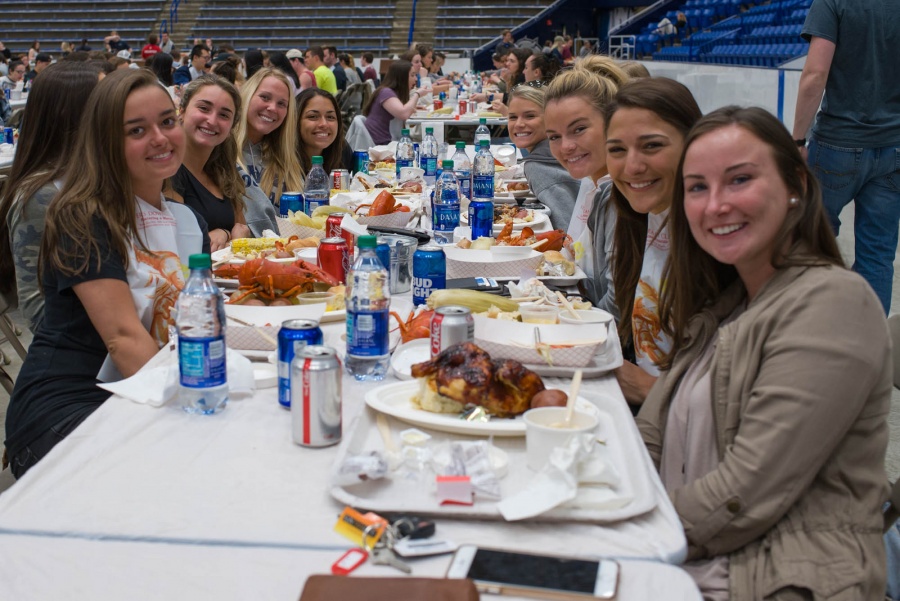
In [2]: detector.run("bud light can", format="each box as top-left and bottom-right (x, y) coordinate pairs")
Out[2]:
(468, 199), (494, 240)
(412, 245), (446, 306)
(430, 306), (474, 357)
(318, 237), (350, 284)
(279, 191), (303, 217)
(278, 319), (324, 409)
(291, 345), (342, 447)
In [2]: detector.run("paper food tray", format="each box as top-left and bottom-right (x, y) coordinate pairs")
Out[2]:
(329, 388), (657, 523)
(224, 303), (326, 351)
(473, 314), (607, 368)
(526, 320), (624, 377)
(275, 218), (326, 240)
(443, 246), (543, 279)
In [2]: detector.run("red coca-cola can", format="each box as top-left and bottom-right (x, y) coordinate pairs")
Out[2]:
(430, 305), (474, 357)
(433, 99), (443, 110)
(318, 237), (350, 284)
(458, 99), (467, 115)
(325, 212), (355, 249)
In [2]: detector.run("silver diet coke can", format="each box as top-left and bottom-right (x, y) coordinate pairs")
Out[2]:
(430, 306), (474, 357)
(291, 345), (342, 447)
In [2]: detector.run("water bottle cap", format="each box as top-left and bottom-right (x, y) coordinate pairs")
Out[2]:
(401, 128), (410, 136)
(312, 155), (323, 164)
(442, 159), (454, 169)
(356, 234), (377, 248)
(455, 141), (465, 148)
(479, 140), (490, 147)
(188, 253), (211, 269)
(480, 118), (487, 125)
(425, 127), (433, 134)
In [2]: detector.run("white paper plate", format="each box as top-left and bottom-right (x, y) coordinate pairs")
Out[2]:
(364, 380), (599, 437)
(460, 210), (547, 233)
(253, 364), (278, 388)
(390, 339), (431, 380)
(211, 248), (298, 265)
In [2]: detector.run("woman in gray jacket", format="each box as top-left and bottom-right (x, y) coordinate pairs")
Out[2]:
(639, 106), (890, 599)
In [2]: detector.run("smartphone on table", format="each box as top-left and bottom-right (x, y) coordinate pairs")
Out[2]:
(446, 545), (620, 600)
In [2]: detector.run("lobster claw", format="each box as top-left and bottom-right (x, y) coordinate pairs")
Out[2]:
(535, 229), (570, 252)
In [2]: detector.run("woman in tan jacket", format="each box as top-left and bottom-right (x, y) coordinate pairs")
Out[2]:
(638, 106), (891, 600)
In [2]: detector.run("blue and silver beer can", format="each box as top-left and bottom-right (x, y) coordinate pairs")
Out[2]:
(412, 245), (447, 306)
(468, 200), (494, 240)
(3, 127), (13, 145)
(279, 191), (303, 217)
(375, 240), (392, 288)
(353, 150), (369, 175)
(278, 319), (324, 408)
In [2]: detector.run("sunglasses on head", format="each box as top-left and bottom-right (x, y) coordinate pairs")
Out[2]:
(514, 80), (545, 90)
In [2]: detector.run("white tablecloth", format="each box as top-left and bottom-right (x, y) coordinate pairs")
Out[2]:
(0, 318), (696, 600)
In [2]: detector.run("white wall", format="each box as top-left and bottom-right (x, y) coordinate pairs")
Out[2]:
(641, 60), (805, 133)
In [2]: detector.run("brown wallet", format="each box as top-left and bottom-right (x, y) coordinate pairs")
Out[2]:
(299, 575), (480, 600)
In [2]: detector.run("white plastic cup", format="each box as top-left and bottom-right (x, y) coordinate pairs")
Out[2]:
(558, 309), (614, 325)
(524, 407), (598, 471)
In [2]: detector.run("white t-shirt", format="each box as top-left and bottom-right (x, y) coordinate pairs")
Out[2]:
(98, 196), (202, 382)
(633, 209), (672, 375)
(566, 175), (610, 280)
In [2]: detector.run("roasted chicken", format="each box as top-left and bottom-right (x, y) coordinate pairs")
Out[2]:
(410, 342), (545, 418)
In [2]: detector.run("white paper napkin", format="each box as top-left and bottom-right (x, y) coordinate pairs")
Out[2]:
(99, 348), (256, 407)
(368, 144), (397, 161)
(497, 434), (625, 521)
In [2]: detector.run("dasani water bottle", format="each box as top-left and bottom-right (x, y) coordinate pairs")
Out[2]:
(345, 235), (391, 381)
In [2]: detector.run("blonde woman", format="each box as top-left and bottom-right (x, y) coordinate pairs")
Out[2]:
(234, 67), (302, 223)
(542, 57), (629, 314)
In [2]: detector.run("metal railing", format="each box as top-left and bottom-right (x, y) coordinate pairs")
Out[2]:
(471, 0), (568, 59)
(608, 35), (635, 60)
(160, 0), (182, 37)
(408, 0), (418, 47)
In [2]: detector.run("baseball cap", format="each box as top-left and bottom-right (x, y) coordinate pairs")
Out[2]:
(116, 49), (132, 60)
(286, 49), (304, 60)
(35, 52), (52, 63)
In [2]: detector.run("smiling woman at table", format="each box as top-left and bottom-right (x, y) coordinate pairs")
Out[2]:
(639, 106), (890, 599)
(296, 87), (354, 175)
(168, 75), (252, 251)
(234, 67), (302, 230)
(5, 70), (207, 478)
(0, 61), (102, 334)
(603, 79), (702, 407)
(508, 83), (579, 230)
(362, 60), (427, 146)
(542, 57), (629, 315)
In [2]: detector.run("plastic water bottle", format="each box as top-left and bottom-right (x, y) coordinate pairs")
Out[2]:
(421, 127), (438, 186)
(433, 159), (460, 245)
(396, 128), (415, 175)
(176, 253), (228, 414)
(452, 141), (472, 201)
(475, 118), (491, 147)
(304, 155), (330, 215)
(345, 235), (391, 381)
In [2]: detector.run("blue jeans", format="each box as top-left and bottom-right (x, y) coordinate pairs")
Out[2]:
(808, 138), (900, 313)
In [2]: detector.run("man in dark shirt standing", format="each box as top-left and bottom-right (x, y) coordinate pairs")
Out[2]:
(792, 0), (900, 314)
(24, 52), (51, 84)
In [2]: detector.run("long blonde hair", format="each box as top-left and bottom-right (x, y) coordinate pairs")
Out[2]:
(42, 70), (169, 278)
(234, 67), (303, 202)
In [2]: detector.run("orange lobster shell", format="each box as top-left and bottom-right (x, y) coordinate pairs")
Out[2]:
(216, 258), (339, 304)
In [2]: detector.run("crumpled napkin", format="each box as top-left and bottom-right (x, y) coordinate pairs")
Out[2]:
(497, 433), (626, 521)
(99, 348), (256, 407)
(368, 143), (397, 161)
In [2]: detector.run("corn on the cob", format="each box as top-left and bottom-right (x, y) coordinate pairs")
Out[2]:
(230, 237), (285, 254)
(426, 289), (519, 313)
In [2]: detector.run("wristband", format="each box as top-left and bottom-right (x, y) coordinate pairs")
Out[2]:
(794, 138), (806, 147)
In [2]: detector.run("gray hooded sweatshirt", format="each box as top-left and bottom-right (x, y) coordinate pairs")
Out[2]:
(522, 139), (581, 230)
